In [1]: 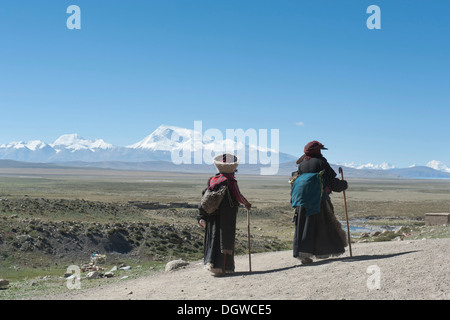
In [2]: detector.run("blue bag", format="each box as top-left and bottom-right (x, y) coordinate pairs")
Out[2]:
(290, 171), (325, 216)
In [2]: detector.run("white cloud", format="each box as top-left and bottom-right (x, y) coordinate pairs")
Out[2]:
(295, 121), (305, 127)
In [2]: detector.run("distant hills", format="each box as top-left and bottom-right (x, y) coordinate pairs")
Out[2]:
(1, 125), (449, 179)
(1, 158), (450, 179)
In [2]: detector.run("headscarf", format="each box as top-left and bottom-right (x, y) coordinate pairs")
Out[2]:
(296, 140), (328, 164)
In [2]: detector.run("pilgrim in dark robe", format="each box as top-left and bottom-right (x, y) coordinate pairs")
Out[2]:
(291, 141), (348, 264)
(197, 154), (251, 275)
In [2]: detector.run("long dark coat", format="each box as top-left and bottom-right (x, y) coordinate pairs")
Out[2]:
(197, 181), (240, 273)
(293, 155), (348, 259)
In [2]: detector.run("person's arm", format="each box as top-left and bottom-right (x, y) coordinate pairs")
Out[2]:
(197, 202), (208, 228)
(197, 185), (209, 228)
(324, 162), (348, 192)
(229, 179), (252, 209)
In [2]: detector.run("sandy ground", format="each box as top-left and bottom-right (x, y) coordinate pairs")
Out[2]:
(43, 237), (450, 300)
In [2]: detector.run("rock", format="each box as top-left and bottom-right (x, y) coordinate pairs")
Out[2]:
(394, 226), (410, 234)
(65, 274), (78, 281)
(120, 266), (131, 271)
(0, 279), (10, 288)
(104, 272), (114, 278)
(81, 263), (104, 272)
(370, 231), (381, 237)
(86, 271), (101, 279)
(165, 259), (189, 272)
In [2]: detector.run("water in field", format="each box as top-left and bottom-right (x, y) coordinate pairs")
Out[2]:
(344, 219), (396, 237)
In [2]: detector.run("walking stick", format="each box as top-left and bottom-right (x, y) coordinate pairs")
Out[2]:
(338, 167), (353, 257)
(246, 207), (252, 272)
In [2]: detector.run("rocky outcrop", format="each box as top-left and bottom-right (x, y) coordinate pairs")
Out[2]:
(165, 259), (189, 272)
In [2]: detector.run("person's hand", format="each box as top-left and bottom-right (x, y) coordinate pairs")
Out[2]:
(198, 219), (206, 228)
(342, 180), (348, 191)
(245, 203), (252, 211)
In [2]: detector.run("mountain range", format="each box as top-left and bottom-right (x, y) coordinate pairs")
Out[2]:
(0, 125), (295, 163)
(1, 125), (449, 178)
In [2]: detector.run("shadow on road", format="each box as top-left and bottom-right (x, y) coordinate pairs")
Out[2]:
(336, 250), (420, 264)
(228, 250), (420, 277)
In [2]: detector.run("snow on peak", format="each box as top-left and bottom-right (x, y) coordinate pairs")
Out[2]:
(127, 125), (200, 151)
(52, 134), (85, 146)
(426, 160), (450, 173)
(360, 162), (395, 170)
(337, 162), (395, 170)
(127, 124), (275, 153)
(25, 140), (48, 151)
(127, 124), (221, 152)
(51, 134), (114, 151)
(0, 140), (48, 151)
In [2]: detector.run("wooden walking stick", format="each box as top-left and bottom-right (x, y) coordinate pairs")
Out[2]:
(246, 207), (252, 272)
(339, 167), (353, 257)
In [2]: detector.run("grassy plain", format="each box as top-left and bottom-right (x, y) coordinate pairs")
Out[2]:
(1, 167), (450, 240)
(0, 167), (449, 298)
(1, 168), (449, 215)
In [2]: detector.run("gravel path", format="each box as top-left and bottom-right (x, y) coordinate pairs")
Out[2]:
(44, 237), (450, 300)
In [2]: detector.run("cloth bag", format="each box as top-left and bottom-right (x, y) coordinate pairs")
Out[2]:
(291, 170), (325, 216)
(200, 184), (228, 214)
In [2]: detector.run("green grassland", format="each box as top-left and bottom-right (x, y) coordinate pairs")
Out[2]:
(0, 167), (449, 298)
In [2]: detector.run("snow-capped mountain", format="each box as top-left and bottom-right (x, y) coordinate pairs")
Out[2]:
(426, 160), (450, 173)
(0, 140), (55, 162)
(336, 162), (396, 170)
(0, 134), (119, 162)
(1, 126), (449, 177)
(127, 125), (201, 152)
(51, 134), (115, 152)
(336, 160), (450, 178)
(127, 124), (280, 158)
(0, 140), (48, 151)
(0, 125), (295, 164)
(360, 162), (395, 170)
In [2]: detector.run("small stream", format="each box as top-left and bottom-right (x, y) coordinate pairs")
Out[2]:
(342, 219), (397, 238)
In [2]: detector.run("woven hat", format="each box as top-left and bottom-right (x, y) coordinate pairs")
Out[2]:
(213, 153), (240, 173)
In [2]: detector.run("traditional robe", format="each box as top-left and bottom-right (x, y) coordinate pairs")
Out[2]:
(197, 173), (250, 273)
(292, 155), (348, 260)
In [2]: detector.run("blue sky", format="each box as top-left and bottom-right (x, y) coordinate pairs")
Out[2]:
(0, 0), (449, 168)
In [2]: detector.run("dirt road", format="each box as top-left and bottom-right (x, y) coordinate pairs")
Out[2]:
(44, 237), (450, 300)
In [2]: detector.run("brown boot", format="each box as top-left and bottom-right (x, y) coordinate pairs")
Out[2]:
(301, 257), (313, 264)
